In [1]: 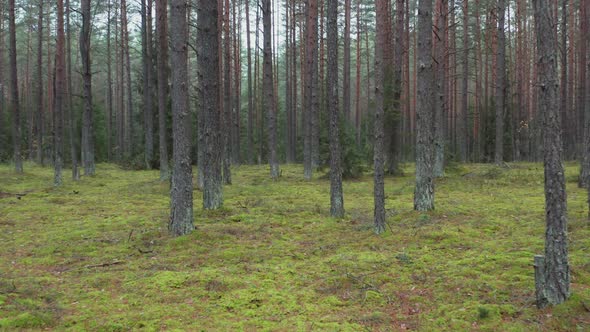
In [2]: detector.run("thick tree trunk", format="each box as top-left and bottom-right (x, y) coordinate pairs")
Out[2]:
(142, 0), (154, 169)
(263, 0), (279, 180)
(169, 0), (194, 236)
(414, 0), (435, 211)
(199, 0), (223, 209)
(495, 0), (506, 165)
(54, 0), (66, 186)
(374, 0), (387, 233)
(156, 0), (170, 180)
(532, 0), (570, 307)
(8, 0), (22, 173)
(327, 0), (344, 218)
(80, 0), (95, 175)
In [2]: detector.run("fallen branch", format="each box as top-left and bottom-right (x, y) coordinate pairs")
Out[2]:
(84, 260), (125, 269)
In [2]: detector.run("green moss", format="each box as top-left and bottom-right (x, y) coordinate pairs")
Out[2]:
(0, 163), (588, 330)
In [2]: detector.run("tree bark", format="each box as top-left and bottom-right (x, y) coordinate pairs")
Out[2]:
(142, 0), (155, 169)
(263, 0), (279, 180)
(414, 0), (435, 211)
(433, 0), (446, 176)
(121, 0), (133, 158)
(343, 0), (351, 122)
(327, 0), (344, 218)
(54, 0), (66, 187)
(66, 0), (79, 180)
(246, 0), (254, 164)
(80, 0), (95, 175)
(459, 0), (469, 162)
(199, 0), (224, 209)
(8, 0), (22, 173)
(106, 0), (114, 163)
(169, 0), (194, 236)
(495, 0), (506, 165)
(304, 0), (318, 179)
(374, 0), (387, 233)
(222, 0), (232, 184)
(579, 0), (589, 187)
(532, 0), (570, 307)
(34, 0), (44, 164)
(156, 0), (170, 180)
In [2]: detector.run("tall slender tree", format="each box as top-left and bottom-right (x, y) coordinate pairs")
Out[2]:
(414, 0), (435, 211)
(142, 0), (154, 169)
(34, 0), (44, 164)
(169, 0), (193, 236)
(246, 0), (254, 164)
(532, 0), (569, 307)
(495, 0), (506, 165)
(199, 0), (223, 209)
(54, 0), (66, 186)
(327, 0), (343, 217)
(80, 0), (95, 175)
(343, 0), (351, 122)
(263, 0), (279, 180)
(106, 0), (114, 162)
(66, 0), (79, 180)
(223, 0), (232, 184)
(8, 0), (22, 173)
(374, 0), (387, 233)
(157, 0), (170, 180)
(304, 0), (319, 179)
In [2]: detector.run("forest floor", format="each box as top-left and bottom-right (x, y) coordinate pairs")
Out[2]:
(0, 162), (589, 331)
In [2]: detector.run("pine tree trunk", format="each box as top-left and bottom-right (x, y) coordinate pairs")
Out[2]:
(156, 0), (170, 180)
(169, 0), (194, 236)
(142, 0), (155, 169)
(66, 0), (78, 180)
(532, 0), (570, 307)
(327, 0), (344, 218)
(374, 0), (387, 233)
(304, 0), (319, 179)
(579, 0), (589, 187)
(263, 0), (279, 180)
(459, 0), (469, 162)
(433, 0), (446, 177)
(34, 0), (44, 164)
(223, 0), (232, 184)
(8, 0), (22, 173)
(343, 0), (351, 122)
(54, 0), (66, 187)
(106, 0), (114, 163)
(80, 0), (95, 175)
(199, 0), (224, 209)
(495, 0), (506, 165)
(414, 0), (435, 211)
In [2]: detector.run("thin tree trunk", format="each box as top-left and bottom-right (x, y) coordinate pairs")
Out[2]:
(414, 0), (435, 211)
(142, 0), (154, 169)
(106, 0), (114, 162)
(223, 0), (232, 184)
(169, 0), (194, 236)
(434, 0), (446, 176)
(156, 0), (170, 180)
(304, 0), (318, 179)
(579, 0), (589, 187)
(263, 0), (279, 180)
(66, 0), (79, 180)
(374, 0), (387, 233)
(8, 0), (22, 173)
(199, 0), (224, 209)
(355, 0), (361, 145)
(327, 0), (343, 217)
(35, 0), (44, 164)
(495, 0), (506, 165)
(532, 0), (570, 307)
(246, 0), (254, 165)
(122, 0), (133, 158)
(80, 0), (94, 175)
(459, 0), (468, 162)
(54, 0), (66, 186)
(343, 0), (351, 122)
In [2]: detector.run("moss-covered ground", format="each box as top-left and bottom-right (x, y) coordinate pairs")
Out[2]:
(0, 162), (589, 331)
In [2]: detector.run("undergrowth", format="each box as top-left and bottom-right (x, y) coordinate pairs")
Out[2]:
(0, 162), (589, 331)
